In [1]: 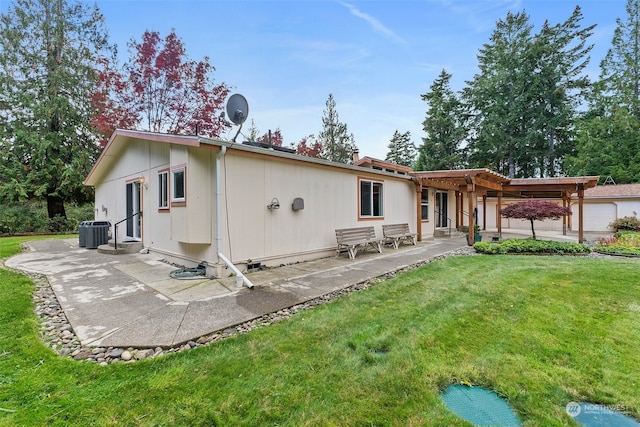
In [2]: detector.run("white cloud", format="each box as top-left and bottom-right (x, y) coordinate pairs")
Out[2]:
(340, 1), (407, 45)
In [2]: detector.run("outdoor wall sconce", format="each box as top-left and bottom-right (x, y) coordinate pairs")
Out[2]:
(267, 198), (280, 210)
(101, 204), (108, 213)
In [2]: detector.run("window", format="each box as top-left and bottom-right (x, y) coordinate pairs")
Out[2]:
(359, 179), (383, 217)
(171, 167), (185, 203)
(158, 171), (168, 209)
(421, 188), (429, 220)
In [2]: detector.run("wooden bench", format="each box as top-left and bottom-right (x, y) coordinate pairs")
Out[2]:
(335, 226), (383, 259)
(382, 223), (417, 249)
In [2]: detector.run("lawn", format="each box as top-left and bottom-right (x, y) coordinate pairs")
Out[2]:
(1, 236), (639, 426)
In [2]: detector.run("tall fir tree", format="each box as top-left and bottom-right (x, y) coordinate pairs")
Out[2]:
(531, 7), (594, 176)
(568, 0), (640, 183)
(464, 8), (593, 178)
(0, 0), (114, 221)
(463, 11), (536, 178)
(418, 69), (466, 171)
(385, 130), (416, 167)
(318, 94), (357, 163)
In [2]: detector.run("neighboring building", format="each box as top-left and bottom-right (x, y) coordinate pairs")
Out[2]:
(572, 183), (640, 231)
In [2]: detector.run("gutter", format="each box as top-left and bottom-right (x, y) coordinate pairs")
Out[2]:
(215, 145), (254, 289)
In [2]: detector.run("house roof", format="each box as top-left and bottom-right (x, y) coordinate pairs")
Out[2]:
(579, 183), (640, 199)
(355, 156), (413, 175)
(84, 129), (415, 187)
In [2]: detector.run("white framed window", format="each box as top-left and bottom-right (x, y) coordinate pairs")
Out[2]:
(421, 188), (429, 220)
(171, 167), (185, 204)
(359, 178), (383, 218)
(158, 170), (168, 209)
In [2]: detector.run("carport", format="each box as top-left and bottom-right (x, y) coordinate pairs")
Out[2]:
(411, 169), (599, 245)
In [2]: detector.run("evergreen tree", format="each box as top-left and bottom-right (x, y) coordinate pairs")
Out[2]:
(464, 11), (536, 178)
(385, 130), (416, 167)
(532, 7), (595, 176)
(600, 0), (640, 118)
(568, 0), (640, 183)
(464, 8), (593, 178)
(318, 94), (357, 163)
(418, 69), (466, 171)
(246, 119), (261, 141)
(0, 0), (113, 221)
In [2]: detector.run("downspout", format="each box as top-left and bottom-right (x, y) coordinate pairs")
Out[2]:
(216, 146), (254, 289)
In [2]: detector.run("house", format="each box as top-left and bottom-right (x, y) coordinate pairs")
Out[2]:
(84, 129), (601, 286)
(84, 130), (428, 285)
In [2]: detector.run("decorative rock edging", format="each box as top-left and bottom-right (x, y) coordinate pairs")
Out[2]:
(31, 247), (477, 365)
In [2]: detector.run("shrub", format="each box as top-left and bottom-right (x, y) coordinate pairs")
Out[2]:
(609, 216), (640, 232)
(0, 202), (50, 234)
(595, 231), (640, 256)
(0, 201), (94, 234)
(474, 238), (591, 255)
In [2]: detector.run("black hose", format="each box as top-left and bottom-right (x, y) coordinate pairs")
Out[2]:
(169, 261), (208, 280)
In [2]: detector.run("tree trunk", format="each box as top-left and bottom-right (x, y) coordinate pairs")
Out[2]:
(47, 194), (66, 219)
(530, 218), (536, 240)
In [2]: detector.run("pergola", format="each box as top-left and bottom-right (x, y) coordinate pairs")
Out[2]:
(411, 169), (600, 245)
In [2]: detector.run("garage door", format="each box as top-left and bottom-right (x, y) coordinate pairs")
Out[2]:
(572, 203), (617, 231)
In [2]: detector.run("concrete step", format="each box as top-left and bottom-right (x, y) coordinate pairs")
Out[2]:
(434, 228), (466, 238)
(97, 240), (144, 255)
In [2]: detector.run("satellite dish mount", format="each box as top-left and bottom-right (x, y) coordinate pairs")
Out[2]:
(226, 93), (249, 142)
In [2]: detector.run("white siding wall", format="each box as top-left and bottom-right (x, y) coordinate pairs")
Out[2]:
(220, 153), (416, 264)
(95, 141), (418, 268)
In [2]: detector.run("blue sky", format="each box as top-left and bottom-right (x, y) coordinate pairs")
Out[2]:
(1, 0), (628, 159)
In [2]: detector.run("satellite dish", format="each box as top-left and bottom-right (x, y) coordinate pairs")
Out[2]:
(226, 93), (249, 125)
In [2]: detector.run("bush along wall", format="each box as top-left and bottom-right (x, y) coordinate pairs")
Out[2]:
(609, 216), (640, 232)
(474, 239), (591, 255)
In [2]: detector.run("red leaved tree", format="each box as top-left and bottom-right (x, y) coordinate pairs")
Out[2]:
(92, 29), (229, 145)
(500, 200), (572, 239)
(295, 135), (323, 158)
(91, 56), (140, 146)
(257, 128), (284, 146)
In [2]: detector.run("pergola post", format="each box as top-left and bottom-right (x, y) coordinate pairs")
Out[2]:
(578, 184), (585, 243)
(455, 191), (461, 230)
(416, 183), (423, 241)
(466, 177), (475, 246)
(497, 191), (502, 236)
(482, 194), (487, 230)
(562, 193), (568, 236)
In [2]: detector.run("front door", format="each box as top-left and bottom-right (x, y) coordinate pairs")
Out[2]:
(125, 181), (142, 240)
(435, 192), (448, 228)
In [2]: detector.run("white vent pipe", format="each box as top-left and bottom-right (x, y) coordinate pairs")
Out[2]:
(216, 145), (254, 289)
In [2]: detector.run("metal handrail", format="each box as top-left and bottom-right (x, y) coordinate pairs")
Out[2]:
(114, 211), (142, 250)
(434, 209), (452, 237)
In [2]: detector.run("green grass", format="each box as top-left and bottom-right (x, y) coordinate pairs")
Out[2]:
(1, 236), (639, 426)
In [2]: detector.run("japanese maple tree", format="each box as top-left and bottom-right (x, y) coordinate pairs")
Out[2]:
(92, 29), (229, 144)
(500, 199), (572, 239)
